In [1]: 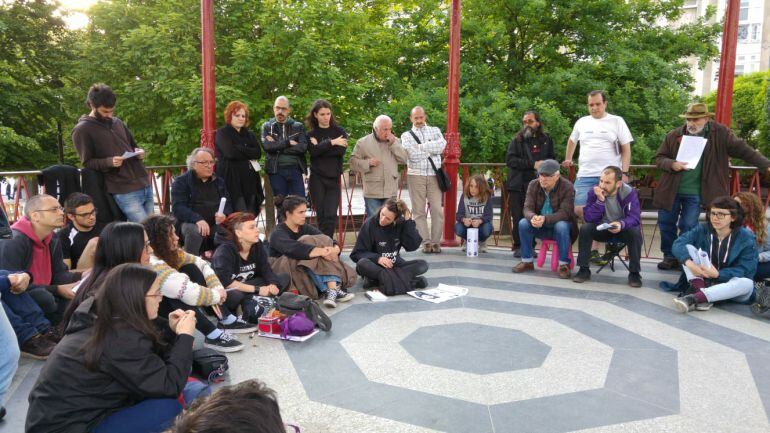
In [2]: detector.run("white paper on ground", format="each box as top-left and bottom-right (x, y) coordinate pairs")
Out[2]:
(258, 329), (319, 342)
(407, 283), (468, 304)
(675, 135), (707, 169)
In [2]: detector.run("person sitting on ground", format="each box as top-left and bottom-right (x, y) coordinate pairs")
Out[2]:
(350, 199), (428, 295)
(172, 147), (233, 255)
(572, 166), (643, 287)
(144, 215), (248, 353)
(58, 192), (104, 270)
(60, 221), (151, 330)
(455, 174), (494, 253)
(671, 196), (758, 313)
(25, 263), (200, 433)
(1, 268), (59, 360)
(166, 379), (289, 433)
(0, 194), (81, 324)
(268, 195), (356, 308)
(212, 212), (290, 313)
(512, 159), (578, 279)
(733, 192), (770, 311)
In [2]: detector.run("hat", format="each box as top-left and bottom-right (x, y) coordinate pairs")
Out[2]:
(537, 159), (560, 176)
(679, 102), (714, 119)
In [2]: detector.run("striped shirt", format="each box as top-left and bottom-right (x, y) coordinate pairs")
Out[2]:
(400, 125), (447, 176)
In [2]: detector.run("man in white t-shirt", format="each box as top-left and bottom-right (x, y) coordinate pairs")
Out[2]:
(562, 91), (633, 220)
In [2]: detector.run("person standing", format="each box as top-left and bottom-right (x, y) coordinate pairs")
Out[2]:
(306, 99), (348, 238)
(401, 106), (447, 253)
(261, 96), (308, 199)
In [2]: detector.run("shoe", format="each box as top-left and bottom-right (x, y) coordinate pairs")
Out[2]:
(219, 317), (258, 334)
(41, 326), (63, 343)
(512, 262), (534, 273)
(461, 241), (466, 252)
(512, 248), (521, 258)
(422, 243), (432, 254)
(362, 277), (378, 289)
(589, 249), (607, 265)
(695, 302), (713, 311)
(628, 272), (642, 288)
(573, 267), (591, 283)
(323, 289), (338, 308)
(204, 332), (244, 353)
(658, 257), (680, 270)
(336, 289), (355, 303)
(673, 294), (697, 313)
(411, 276), (428, 289)
(20, 334), (56, 360)
(479, 241), (487, 253)
(558, 264), (571, 279)
(0, 406), (5, 421)
(432, 243), (442, 253)
(755, 281), (770, 306)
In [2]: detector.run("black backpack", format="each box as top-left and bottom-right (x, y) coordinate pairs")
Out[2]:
(192, 348), (228, 382)
(277, 292), (332, 331)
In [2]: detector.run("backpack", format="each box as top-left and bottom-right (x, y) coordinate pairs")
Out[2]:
(192, 348), (229, 383)
(277, 292), (332, 331)
(280, 312), (316, 338)
(242, 295), (276, 324)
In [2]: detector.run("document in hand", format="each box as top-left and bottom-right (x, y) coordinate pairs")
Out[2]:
(597, 223), (613, 231)
(121, 150), (140, 159)
(675, 136), (707, 169)
(683, 244), (712, 280)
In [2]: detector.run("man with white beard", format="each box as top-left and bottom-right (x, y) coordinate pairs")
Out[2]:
(653, 102), (770, 270)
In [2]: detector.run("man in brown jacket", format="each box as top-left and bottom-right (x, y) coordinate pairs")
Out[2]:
(349, 115), (408, 218)
(72, 84), (152, 223)
(513, 159), (578, 279)
(654, 102), (770, 270)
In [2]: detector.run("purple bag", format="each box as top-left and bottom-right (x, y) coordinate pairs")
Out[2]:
(280, 312), (315, 338)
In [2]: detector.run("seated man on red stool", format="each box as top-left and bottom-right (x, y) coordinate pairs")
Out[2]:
(512, 159), (578, 279)
(572, 166), (643, 287)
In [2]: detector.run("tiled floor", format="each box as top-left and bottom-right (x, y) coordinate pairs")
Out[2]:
(2, 248), (770, 433)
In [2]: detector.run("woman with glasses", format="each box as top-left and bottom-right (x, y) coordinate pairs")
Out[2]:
(26, 263), (201, 433)
(671, 196), (758, 313)
(215, 101), (265, 216)
(505, 111), (555, 257)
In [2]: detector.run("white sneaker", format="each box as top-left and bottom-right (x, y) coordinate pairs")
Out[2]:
(323, 290), (338, 308)
(336, 289), (354, 303)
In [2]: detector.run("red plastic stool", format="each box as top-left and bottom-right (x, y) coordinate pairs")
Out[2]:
(536, 239), (575, 272)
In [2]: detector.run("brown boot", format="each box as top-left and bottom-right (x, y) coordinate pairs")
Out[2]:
(558, 264), (571, 279)
(21, 334), (56, 360)
(512, 262), (534, 273)
(422, 243), (432, 254)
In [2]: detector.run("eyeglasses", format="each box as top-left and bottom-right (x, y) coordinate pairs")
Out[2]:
(72, 209), (98, 218)
(145, 293), (163, 299)
(194, 160), (215, 166)
(709, 211), (732, 220)
(35, 206), (64, 213)
(523, 119), (538, 125)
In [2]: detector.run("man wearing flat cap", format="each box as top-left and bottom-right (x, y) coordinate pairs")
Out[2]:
(513, 159), (578, 279)
(654, 102), (770, 270)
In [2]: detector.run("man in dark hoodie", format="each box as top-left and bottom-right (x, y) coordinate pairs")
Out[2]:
(261, 96), (309, 199)
(0, 195), (81, 324)
(72, 83), (153, 223)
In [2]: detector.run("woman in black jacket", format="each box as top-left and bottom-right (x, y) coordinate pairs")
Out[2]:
(350, 199), (428, 295)
(505, 111), (555, 257)
(26, 264), (198, 433)
(306, 99), (348, 238)
(215, 101), (265, 216)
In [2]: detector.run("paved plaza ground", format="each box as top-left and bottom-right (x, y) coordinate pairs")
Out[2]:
(2, 247), (770, 433)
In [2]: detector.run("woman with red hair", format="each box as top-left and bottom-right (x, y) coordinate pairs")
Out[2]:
(215, 101), (265, 216)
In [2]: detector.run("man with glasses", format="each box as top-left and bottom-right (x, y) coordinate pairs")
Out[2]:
(513, 160), (578, 279)
(654, 102), (770, 270)
(505, 110), (555, 257)
(0, 194), (81, 325)
(58, 193), (104, 270)
(261, 96), (309, 198)
(172, 147), (233, 255)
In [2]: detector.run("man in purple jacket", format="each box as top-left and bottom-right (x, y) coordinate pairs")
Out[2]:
(573, 166), (643, 287)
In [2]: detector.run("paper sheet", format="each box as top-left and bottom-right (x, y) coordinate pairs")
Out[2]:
(675, 136), (707, 169)
(121, 150), (140, 159)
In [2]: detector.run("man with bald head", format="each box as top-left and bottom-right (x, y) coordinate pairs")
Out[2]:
(401, 106), (447, 253)
(261, 96), (309, 198)
(0, 195), (81, 324)
(350, 115), (408, 217)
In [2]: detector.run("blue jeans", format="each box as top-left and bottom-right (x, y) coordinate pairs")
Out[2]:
(305, 269), (341, 294)
(268, 166), (305, 198)
(0, 296), (20, 406)
(454, 221), (493, 242)
(1, 284), (50, 345)
(573, 177), (600, 206)
(113, 185), (154, 223)
(518, 218), (572, 264)
(364, 197), (387, 219)
(658, 193), (701, 258)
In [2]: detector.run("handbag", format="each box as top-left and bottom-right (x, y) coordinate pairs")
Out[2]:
(408, 130), (450, 192)
(192, 348), (229, 382)
(277, 292), (332, 331)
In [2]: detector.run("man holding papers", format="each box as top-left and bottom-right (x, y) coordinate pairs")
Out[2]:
(653, 102), (770, 270)
(671, 196), (758, 313)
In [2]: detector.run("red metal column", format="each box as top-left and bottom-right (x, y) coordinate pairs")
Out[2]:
(200, 0), (217, 149)
(441, 0), (462, 247)
(715, 0), (740, 126)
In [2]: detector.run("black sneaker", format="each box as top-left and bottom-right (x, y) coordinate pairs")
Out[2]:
(219, 317), (258, 334)
(411, 276), (428, 289)
(673, 294), (697, 313)
(204, 332), (244, 353)
(628, 272), (642, 288)
(336, 289), (355, 303)
(657, 257), (680, 270)
(41, 326), (63, 343)
(590, 250), (607, 265)
(323, 289), (338, 308)
(0, 405), (5, 421)
(572, 267), (591, 283)
(20, 334), (56, 360)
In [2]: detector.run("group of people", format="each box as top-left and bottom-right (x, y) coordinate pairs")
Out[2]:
(1, 82), (769, 432)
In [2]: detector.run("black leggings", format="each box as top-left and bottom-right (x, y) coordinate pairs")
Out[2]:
(308, 174), (340, 239)
(160, 264), (229, 336)
(355, 258), (429, 283)
(223, 274), (292, 312)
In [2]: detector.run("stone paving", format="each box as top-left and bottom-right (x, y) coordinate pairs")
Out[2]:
(2, 248), (770, 433)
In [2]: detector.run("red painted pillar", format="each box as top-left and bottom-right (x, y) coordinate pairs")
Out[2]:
(715, 0), (740, 126)
(441, 0), (462, 247)
(200, 0), (217, 149)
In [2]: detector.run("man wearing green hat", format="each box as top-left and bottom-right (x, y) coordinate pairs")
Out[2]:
(654, 102), (770, 270)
